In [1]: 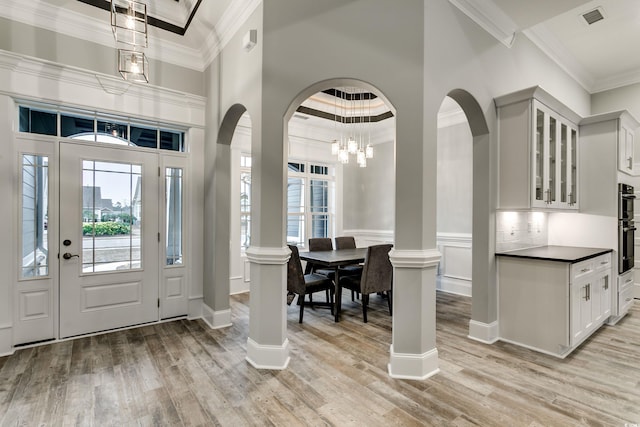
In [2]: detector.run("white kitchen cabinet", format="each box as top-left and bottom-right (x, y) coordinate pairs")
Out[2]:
(618, 121), (635, 175)
(498, 248), (612, 358)
(496, 86), (580, 211)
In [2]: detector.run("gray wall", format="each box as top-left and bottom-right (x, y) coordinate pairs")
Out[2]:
(0, 17), (204, 96)
(591, 83), (640, 119)
(437, 122), (473, 234)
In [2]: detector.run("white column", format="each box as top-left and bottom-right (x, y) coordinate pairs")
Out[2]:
(388, 248), (441, 380)
(244, 245), (291, 370)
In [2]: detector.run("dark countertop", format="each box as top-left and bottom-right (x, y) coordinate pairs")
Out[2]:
(496, 245), (613, 263)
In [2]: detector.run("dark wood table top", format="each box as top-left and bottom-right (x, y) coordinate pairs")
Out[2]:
(298, 248), (367, 267)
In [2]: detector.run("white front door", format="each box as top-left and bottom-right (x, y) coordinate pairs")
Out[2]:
(59, 142), (159, 338)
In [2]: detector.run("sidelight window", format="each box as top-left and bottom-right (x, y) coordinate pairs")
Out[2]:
(165, 167), (183, 265)
(20, 155), (49, 278)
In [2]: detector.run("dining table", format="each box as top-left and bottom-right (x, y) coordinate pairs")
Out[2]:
(298, 247), (367, 322)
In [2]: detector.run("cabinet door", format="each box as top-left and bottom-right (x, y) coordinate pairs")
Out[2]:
(619, 122), (634, 174)
(598, 270), (611, 321)
(570, 277), (593, 346)
(532, 101), (579, 209)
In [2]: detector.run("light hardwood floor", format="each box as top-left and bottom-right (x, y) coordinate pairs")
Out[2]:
(1, 291), (639, 426)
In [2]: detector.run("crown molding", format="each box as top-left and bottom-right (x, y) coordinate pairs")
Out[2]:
(448, 0), (518, 47)
(0, 0), (263, 73)
(202, 0), (262, 69)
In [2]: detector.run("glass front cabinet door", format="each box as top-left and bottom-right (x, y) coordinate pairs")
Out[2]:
(531, 100), (579, 210)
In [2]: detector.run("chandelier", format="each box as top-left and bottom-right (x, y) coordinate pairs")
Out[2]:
(110, 0), (149, 83)
(330, 88), (374, 167)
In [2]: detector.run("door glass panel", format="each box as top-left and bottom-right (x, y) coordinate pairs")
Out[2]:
(82, 160), (142, 273)
(165, 168), (183, 265)
(21, 155), (49, 278)
(535, 109), (544, 202)
(571, 128), (577, 204)
(548, 116), (557, 202)
(560, 123), (568, 203)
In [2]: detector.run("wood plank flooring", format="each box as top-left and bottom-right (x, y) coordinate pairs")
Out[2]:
(1, 291), (639, 426)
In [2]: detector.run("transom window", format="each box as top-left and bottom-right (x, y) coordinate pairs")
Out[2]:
(18, 105), (185, 152)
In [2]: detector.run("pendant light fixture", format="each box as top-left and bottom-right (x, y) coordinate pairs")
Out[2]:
(331, 87), (374, 167)
(111, 0), (149, 83)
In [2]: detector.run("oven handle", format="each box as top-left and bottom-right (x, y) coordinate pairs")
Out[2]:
(621, 194), (636, 199)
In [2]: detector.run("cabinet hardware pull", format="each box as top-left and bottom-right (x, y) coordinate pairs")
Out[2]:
(581, 268), (589, 273)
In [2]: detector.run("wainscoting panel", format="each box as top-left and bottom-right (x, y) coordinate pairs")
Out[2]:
(436, 233), (472, 297)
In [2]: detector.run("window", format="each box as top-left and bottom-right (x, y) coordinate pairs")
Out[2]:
(239, 158), (333, 248)
(82, 161), (142, 273)
(287, 162), (333, 247)
(165, 168), (183, 265)
(18, 105), (186, 152)
(240, 154), (251, 250)
(21, 155), (49, 278)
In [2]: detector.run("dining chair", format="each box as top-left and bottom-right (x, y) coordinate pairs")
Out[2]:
(338, 244), (393, 323)
(334, 236), (363, 301)
(287, 244), (335, 323)
(305, 237), (335, 277)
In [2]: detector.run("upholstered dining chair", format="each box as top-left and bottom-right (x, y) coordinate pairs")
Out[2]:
(305, 237), (335, 277)
(334, 236), (363, 301)
(338, 244), (393, 323)
(287, 244), (335, 323)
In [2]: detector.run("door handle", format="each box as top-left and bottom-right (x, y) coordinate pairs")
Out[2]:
(62, 252), (80, 260)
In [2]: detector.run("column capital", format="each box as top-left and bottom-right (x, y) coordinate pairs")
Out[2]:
(245, 245), (291, 265)
(389, 248), (441, 269)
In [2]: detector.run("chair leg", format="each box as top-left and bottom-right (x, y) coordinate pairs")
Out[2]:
(299, 294), (305, 323)
(387, 290), (392, 316)
(362, 294), (368, 323)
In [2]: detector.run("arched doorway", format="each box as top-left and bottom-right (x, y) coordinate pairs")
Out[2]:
(440, 89), (495, 343)
(202, 104), (249, 329)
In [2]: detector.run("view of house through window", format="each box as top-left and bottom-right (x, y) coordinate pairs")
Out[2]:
(21, 155), (49, 278)
(82, 160), (142, 273)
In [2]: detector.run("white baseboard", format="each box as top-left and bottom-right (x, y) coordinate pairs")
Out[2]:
(246, 337), (290, 370)
(388, 345), (440, 380)
(436, 275), (472, 297)
(0, 324), (13, 357)
(201, 303), (232, 329)
(230, 276), (249, 295)
(468, 319), (499, 344)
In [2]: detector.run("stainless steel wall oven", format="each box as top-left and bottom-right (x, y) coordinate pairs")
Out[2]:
(618, 183), (635, 274)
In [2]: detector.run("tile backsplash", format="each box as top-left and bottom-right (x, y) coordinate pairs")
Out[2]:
(496, 211), (548, 252)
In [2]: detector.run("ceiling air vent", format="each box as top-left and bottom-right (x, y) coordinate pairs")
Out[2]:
(581, 7), (605, 25)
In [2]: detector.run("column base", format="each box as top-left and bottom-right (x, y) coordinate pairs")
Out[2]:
(201, 303), (232, 329)
(246, 337), (291, 370)
(388, 345), (439, 380)
(467, 319), (499, 344)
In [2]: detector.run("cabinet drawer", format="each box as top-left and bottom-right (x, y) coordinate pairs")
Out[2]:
(620, 282), (635, 315)
(571, 260), (594, 281)
(594, 253), (612, 271)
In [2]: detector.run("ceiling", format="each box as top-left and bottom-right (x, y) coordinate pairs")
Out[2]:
(0, 0), (637, 93)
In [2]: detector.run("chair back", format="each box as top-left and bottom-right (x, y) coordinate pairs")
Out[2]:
(335, 236), (356, 250)
(308, 237), (333, 251)
(360, 244), (393, 295)
(287, 245), (306, 295)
